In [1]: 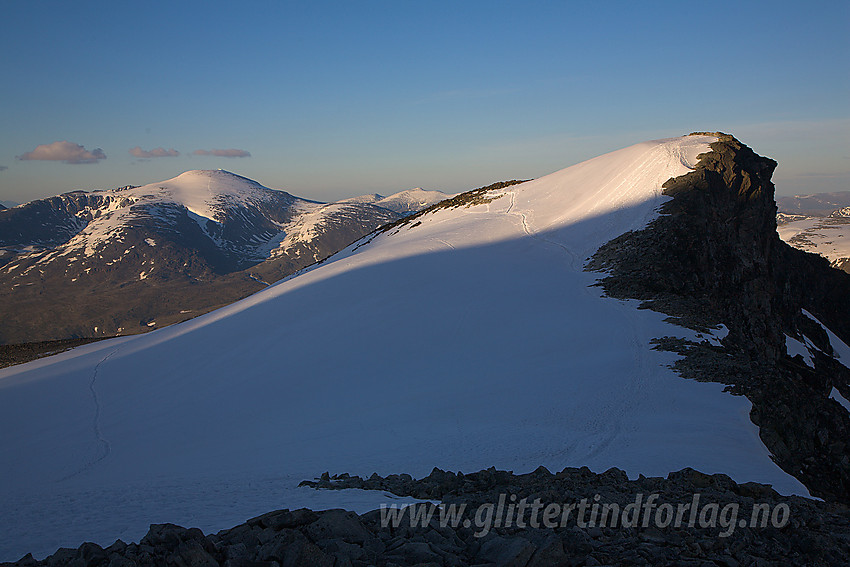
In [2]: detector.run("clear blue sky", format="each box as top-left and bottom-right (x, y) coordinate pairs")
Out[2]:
(1, 0), (847, 204)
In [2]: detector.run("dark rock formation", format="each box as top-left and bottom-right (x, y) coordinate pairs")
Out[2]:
(0, 337), (107, 369)
(587, 133), (850, 502)
(6, 466), (850, 566)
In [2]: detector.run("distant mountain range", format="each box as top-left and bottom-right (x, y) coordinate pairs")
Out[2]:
(776, 190), (850, 273)
(0, 170), (450, 344)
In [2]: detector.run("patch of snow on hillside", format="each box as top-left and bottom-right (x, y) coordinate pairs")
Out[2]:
(830, 387), (850, 414)
(693, 324), (729, 347)
(785, 335), (814, 367)
(65, 207), (136, 256)
(269, 202), (348, 255)
(801, 309), (850, 370)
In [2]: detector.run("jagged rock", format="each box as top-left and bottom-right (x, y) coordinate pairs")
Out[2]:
(141, 523), (204, 547)
(303, 509), (373, 545)
(587, 133), (850, 502)
(7, 462), (850, 566)
(526, 535), (570, 567)
(476, 535), (536, 566)
(388, 541), (444, 564)
(247, 509), (318, 532)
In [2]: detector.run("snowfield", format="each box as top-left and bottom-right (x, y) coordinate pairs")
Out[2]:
(777, 215), (850, 267)
(0, 136), (813, 561)
(347, 187), (454, 214)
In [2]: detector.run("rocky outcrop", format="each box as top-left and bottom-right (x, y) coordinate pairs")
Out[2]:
(6, 466), (850, 566)
(0, 337), (106, 369)
(587, 133), (850, 502)
(0, 191), (117, 250)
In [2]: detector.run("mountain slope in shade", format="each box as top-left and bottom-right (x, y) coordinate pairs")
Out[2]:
(777, 191), (850, 273)
(0, 171), (404, 344)
(0, 135), (819, 560)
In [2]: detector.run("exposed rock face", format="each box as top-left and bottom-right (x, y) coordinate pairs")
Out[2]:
(6, 466), (850, 566)
(0, 191), (111, 252)
(587, 133), (850, 502)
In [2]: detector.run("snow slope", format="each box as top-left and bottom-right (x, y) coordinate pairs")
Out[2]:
(777, 215), (850, 268)
(129, 169), (282, 222)
(0, 136), (812, 561)
(341, 187), (453, 215)
(776, 191), (850, 270)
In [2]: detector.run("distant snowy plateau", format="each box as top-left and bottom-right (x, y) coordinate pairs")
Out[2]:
(2, 136), (847, 560)
(777, 192), (850, 273)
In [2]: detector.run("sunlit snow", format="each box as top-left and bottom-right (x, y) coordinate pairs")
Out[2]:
(0, 136), (815, 561)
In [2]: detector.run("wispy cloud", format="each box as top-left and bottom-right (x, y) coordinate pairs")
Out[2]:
(193, 148), (251, 158)
(17, 141), (106, 164)
(130, 146), (180, 158)
(0, 166), (7, 172)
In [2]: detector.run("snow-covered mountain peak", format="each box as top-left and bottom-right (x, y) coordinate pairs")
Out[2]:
(126, 169), (288, 222)
(167, 169), (267, 192)
(358, 135), (716, 260)
(376, 187), (453, 214)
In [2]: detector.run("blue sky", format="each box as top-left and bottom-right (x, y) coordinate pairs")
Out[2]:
(1, 0), (847, 204)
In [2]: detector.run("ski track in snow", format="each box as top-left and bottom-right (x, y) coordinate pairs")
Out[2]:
(504, 188), (645, 463)
(59, 349), (120, 482)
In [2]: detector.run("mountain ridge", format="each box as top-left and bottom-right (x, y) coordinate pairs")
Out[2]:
(588, 133), (850, 502)
(3, 134), (839, 560)
(0, 171), (434, 344)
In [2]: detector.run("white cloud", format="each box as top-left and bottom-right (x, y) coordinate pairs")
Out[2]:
(17, 141), (106, 164)
(130, 146), (180, 158)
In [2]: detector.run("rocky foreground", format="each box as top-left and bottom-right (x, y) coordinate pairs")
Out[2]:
(5, 466), (850, 566)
